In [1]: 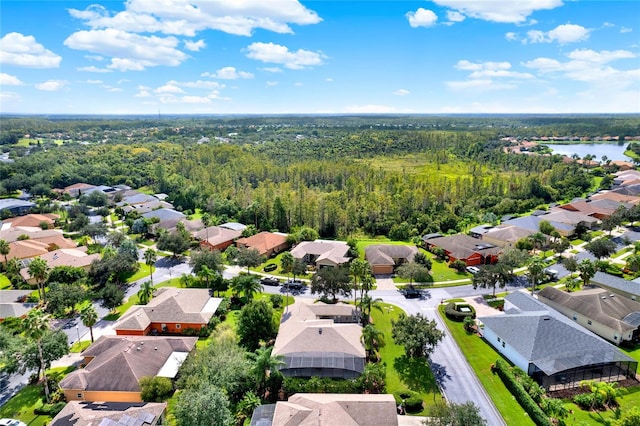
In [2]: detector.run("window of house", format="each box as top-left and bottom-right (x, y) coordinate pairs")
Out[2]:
(587, 320), (592, 325)
(614, 335), (618, 340)
(572, 315), (577, 321)
(175, 324), (181, 329)
(77, 393), (83, 398)
(502, 341), (505, 348)
(497, 337), (501, 342)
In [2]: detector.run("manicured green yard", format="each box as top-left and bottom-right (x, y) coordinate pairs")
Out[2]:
(371, 303), (439, 415)
(126, 263), (155, 283)
(393, 251), (471, 284)
(562, 386), (640, 426)
(613, 247), (632, 258)
(69, 340), (92, 353)
(355, 237), (414, 258)
(0, 366), (75, 426)
(250, 251), (312, 279)
(438, 306), (535, 426)
(622, 344), (640, 364)
(0, 273), (11, 289)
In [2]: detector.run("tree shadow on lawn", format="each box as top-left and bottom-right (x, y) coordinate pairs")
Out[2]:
(393, 355), (438, 396)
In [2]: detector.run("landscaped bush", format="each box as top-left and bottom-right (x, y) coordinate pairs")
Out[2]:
(487, 299), (505, 310)
(444, 302), (476, 321)
(393, 390), (423, 413)
(34, 402), (66, 416)
(263, 263), (277, 272)
(493, 359), (552, 426)
(269, 293), (283, 308)
(283, 377), (362, 395)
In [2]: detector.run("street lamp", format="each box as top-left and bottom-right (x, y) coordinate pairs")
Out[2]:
(75, 325), (81, 344)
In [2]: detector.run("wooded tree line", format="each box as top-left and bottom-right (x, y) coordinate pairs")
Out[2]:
(0, 117), (620, 238)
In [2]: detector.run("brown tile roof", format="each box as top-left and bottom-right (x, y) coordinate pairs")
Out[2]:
(2, 213), (59, 228)
(290, 240), (350, 266)
(0, 226), (64, 243)
(364, 244), (418, 267)
(59, 335), (197, 393)
(19, 248), (100, 281)
(272, 394), (398, 426)
(114, 288), (221, 332)
(193, 226), (242, 247)
(426, 234), (501, 259)
(590, 191), (640, 205)
(236, 231), (288, 256)
(7, 239), (49, 260)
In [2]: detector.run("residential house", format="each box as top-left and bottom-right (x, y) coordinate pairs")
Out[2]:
(194, 226), (242, 251)
(272, 300), (364, 379)
(50, 401), (167, 426)
(479, 291), (637, 391)
(113, 287), (222, 336)
(559, 199), (632, 219)
(423, 234), (500, 265)
(469, 224), (495, 239)
(290, 240), (350, 268)
(64, 183), (97, 198)
(152, 217), (204, 235)
(590, 191), (640, 205)
(611, 183), (640, 197)
(0, 199), (35, 216)
(481, 225), (536, 248)
(0, 289), (36, 322)
(501, 215), (575, 237)
(613, 170), (640, 186)
(236, 231), (289, 257)
(543, 208), (599, 230)
(364, 244), (418, 275)
(592, 271), (640, 301)
(19, 248), (101, 284)
(6, 231), (77, 261)
(1, 213), (59, 229)
(250, 393), (398, 426)
(58, 335), (197, 402)
(141, 208), (185, 223)
(538, 286), (640, 345)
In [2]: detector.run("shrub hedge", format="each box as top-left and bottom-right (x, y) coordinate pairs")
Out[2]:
(34, 402), (66, 416)
(444, 302), (476, 321)
(494, 359), (552, 426)
(393, 390), (424, 413)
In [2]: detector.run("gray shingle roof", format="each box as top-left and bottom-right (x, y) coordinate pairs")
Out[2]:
(364, 244), (418, 267)
(51, 401), (167, 426)
(480, 292), (635, 376)
(593, 272), (640, 298)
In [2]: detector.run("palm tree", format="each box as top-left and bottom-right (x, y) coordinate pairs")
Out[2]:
(137, 281), (154, 305)
(230, 275), (263, 301)
(350, 259), (370, 308)
(527, 256), (545, 295)
(358, 294), (384, 326)
(0, 239), (9, 269)
(28, 257), (49, 303)
(578, 259), (596, 288)
(196, 264), (216, 291)
(80, 303), (98, 343)
(280, 252), (294, 279)
(24, 308), (52, 402)
(143, 249), (157, 285)
(361, 324), (385, 361)
(528, 232), (547, 253)
(248, 345), (285, 398)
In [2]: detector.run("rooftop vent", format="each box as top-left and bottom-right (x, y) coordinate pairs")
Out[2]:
(543, 316), (551, 321)
(602, 296), (607, 299)
(610, 294), (615, 297)
(319, 328), (323, 335)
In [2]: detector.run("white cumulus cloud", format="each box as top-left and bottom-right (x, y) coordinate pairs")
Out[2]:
(446, 10), (465, 23)
(525, 24), (590, 44)
(432, 0), (563, 24)
(64, 28), (188, 71)
(406, 8), (438, 28)
(246, 42), (324, 69)
(393, 89), (410, 96)
(35, 80), (67, 91)
(77, 65), (112, 73)
(154, 83), (184, 94)
(68, 0), (322, 37)
(184, 39), (206, 51)
(202, 67), (254, 79)
(0, 73), (24, 86)
(0, 32), (62, 68)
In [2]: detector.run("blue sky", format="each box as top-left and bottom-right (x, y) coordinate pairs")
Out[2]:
(1, 1), (638, 114)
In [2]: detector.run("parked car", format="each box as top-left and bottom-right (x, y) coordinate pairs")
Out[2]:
(260, 276), (280, 286)
(466, 266), (480, 274)
(544, 268), (559, 282)
(284, 279), (304, 290)
(0, 419), (27, 426)
(403, 286), (422, 299)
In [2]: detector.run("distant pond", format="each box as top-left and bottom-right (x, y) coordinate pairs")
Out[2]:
(543, 142), (632, 162)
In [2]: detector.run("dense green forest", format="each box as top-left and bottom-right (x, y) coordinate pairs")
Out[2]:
(1, 115), (639, 239)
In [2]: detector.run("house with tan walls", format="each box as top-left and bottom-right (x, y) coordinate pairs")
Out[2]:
(58, 335), (197, 402)
(50, 401), (167, 426)
(290, 240), (350, 268)
(236, 231), (289, 257)
(19, 247), (100, 284)
(113, 287), (222, 336)
(364, 244), (418, 275)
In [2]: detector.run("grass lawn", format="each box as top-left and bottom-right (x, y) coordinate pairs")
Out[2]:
(355, 237), (413, 258)
(250, 252), (312, 280)
(613, 247), (632, 258)
(571, 239), (585, 246)
(563, 386), (640, 426)
(622, 344), (640, 364)
(69, 340), (92, 353)
(0, 366), (75, 426)
(438, 306), (535, 426)
(0, 273), (11, 289)
(126, 263), (155, 283)
(371, 303), (439, 416)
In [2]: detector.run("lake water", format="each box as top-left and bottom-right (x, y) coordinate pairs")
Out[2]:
(544, 142), (632, 162)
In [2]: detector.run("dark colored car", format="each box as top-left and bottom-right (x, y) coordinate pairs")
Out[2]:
(403, 287), (421, 299)
(260, 276), (280, 286)
(284, 279), (304, 290)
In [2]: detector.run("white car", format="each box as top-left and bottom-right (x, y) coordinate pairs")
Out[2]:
(0, 419), (27, 426)
(466, 266), (480, 274)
